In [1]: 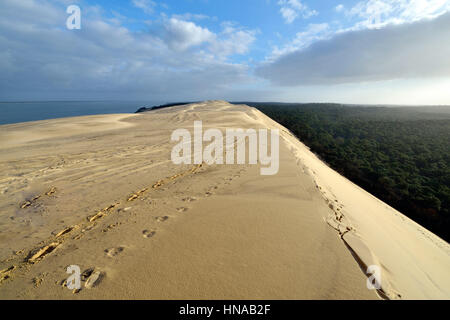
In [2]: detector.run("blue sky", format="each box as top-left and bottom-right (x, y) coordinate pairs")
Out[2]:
(1, 0), (450, 104)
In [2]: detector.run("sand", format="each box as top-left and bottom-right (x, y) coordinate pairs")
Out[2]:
(0, 101), (448, 299)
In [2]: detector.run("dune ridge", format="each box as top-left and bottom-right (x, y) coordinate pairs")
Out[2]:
(0, 101), (448, 299)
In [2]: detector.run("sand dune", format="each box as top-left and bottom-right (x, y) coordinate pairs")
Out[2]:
(0, 101), (448, 299)
(252, 108), (450, 299)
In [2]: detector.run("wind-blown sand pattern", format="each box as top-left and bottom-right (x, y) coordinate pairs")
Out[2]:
(0, 101), (448, 299)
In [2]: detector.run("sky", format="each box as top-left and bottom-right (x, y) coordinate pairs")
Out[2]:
(1, 0), (450, 104)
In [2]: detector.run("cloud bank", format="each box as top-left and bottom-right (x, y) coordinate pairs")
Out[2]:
(256, 12), (450, 85)
(0, 0), (257, 100)
(278, 0), (317, 24)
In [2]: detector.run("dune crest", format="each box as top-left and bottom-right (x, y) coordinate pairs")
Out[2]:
(0, 101), (448, 299)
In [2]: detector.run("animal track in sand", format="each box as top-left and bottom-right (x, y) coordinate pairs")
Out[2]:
(155, 216), (169, 222)
(127, 188), (148, 202)
(0, 266), (16, 283)
(73, 233), (84, 240)
(87, 203), (119, 222)
(0, 246), (54, 285)
(62, 267), (103, 291)
(54, 226), (76, 238)
(20, 186), (57, 209)
(182, 197), (197, 202)
(177, 207), (189, 213)
(45, 186), (57, 196)
(102, 222), (121, 233)
(1, 165), (205, 288)
(142, 230), (156, 238)
(152, 180), (164, 189)
(81, 267), (95, 281)
(32, 276), (43, 288)
(84, 269), (103, 289)
(20, 195), (40, 209)
(105, 246), (125, 257)
(27, 242), (60, 264)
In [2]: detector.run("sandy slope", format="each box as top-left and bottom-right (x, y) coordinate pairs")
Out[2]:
(252, 108), (450, 299)
(0, 101), (447, 299)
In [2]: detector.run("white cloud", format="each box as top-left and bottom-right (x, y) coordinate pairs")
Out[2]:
(280, 7), (297, 24)
(210, 29), (257, 58)
(132, 0), (157, 15)
(162, 18), (214, 51)
(270, 0), (450, 63)
(171, 13), (212, 21)
(156, 18), (257, 56)
(335, 4), (345, 12)
(270, 23), (330, 58)
(277, 0), (318, 24)
(256, 12), (450, 85)
(0, 0), (257, 100)
(345, 0), (450, 29)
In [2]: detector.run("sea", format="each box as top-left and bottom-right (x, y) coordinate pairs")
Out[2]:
(0, 101), (162, 125)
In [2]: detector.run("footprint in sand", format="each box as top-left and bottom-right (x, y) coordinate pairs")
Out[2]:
(177, 207), (189, 213)
(142, 230), (156, 238)
(80, 267), (103, 289)
(85, 271), (103, 289)
(81, 267), (95, 281)
(205, 191), (213, 197)
(182, 197), (197, 202)
(155, 216), (169, 222)
(105, 246), (125, 257)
